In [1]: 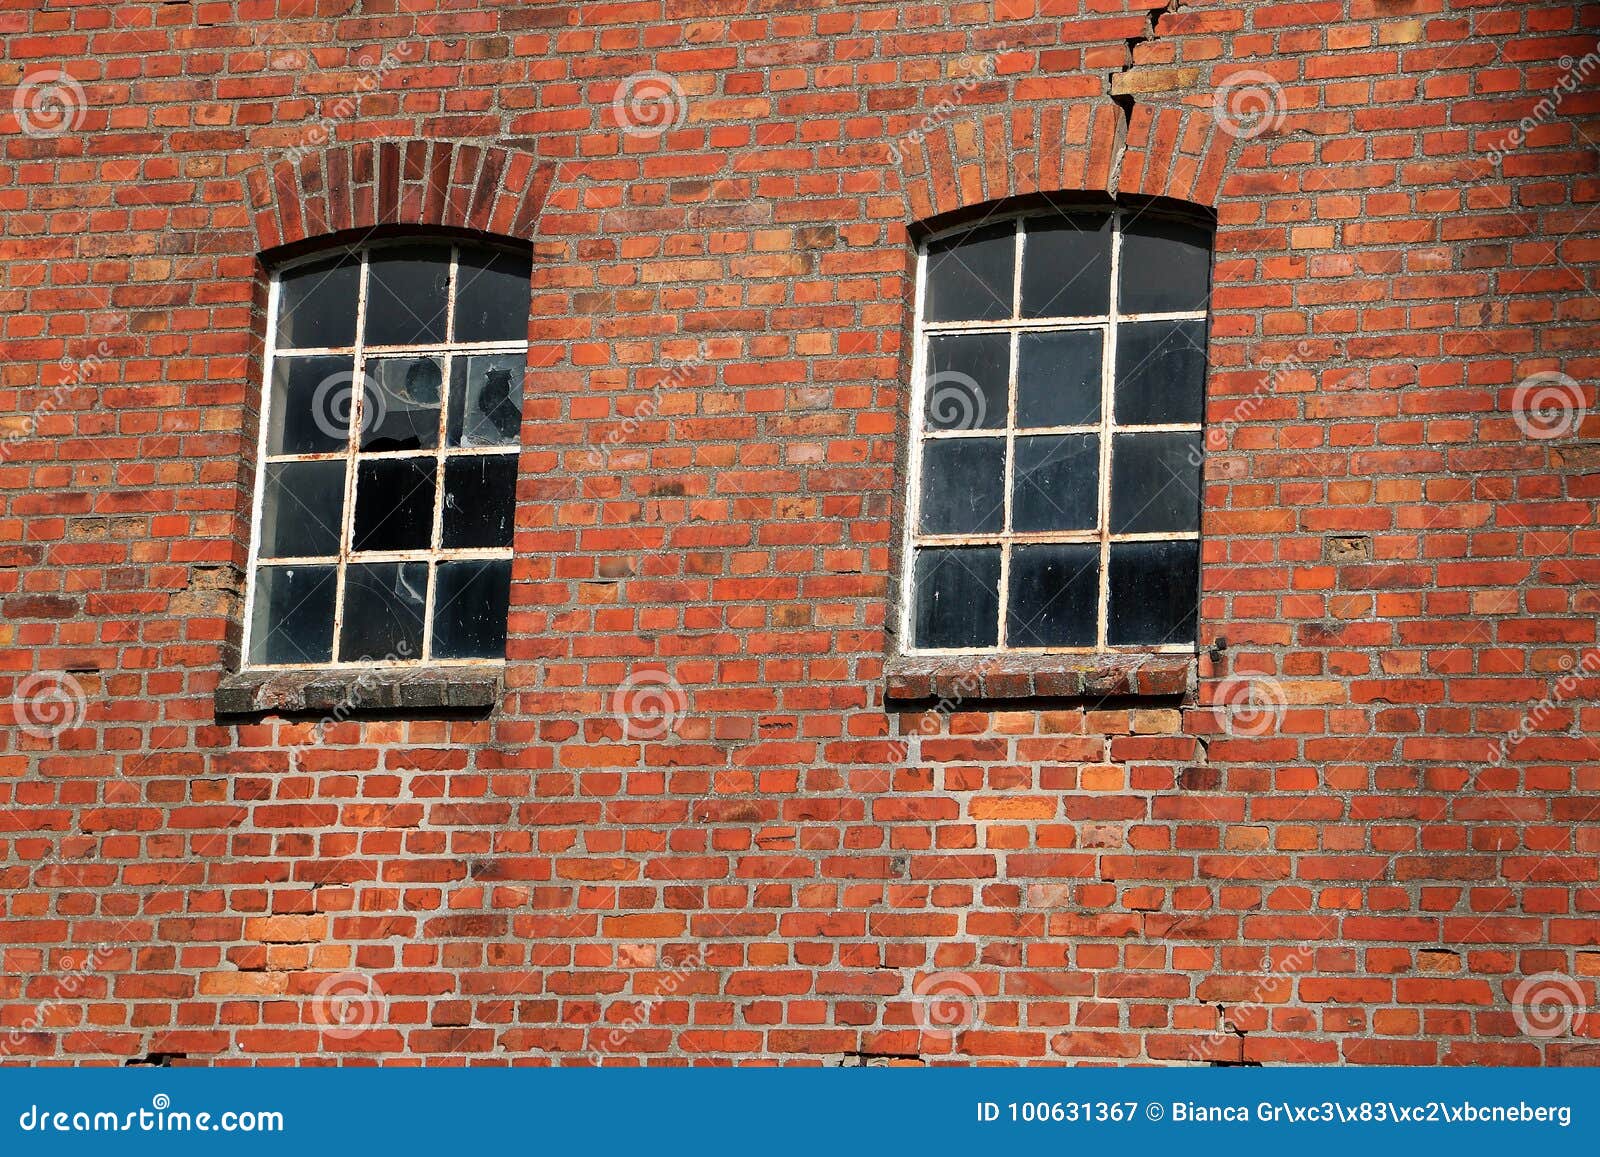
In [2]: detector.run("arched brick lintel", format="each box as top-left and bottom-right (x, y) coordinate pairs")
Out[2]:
(901, 102), (1233, 223)
(244, 141), (555, 255)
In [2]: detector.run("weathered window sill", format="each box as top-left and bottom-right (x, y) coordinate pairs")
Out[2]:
(883, 652), (1196, 702)
(214, 666), (502, 717)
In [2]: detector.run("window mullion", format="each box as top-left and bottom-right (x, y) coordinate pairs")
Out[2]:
(1096, 214), (1124, 652)
(331, 250), (373, 663)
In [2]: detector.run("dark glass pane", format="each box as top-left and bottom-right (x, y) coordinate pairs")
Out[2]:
(1006, 543), (1099, 648)
(1114, 319), (1208, 426)
(268, 354), (356, 455)
(1118, 217), (1212, 314)
(447, 354), (525, 448)
(1021, 214), (1112, 319)
(1011, 434), (1099, 533)
(361, 356), (442, 452)
(364, 244), (451, 346)
(1107, 539), (1199, 646)
(259, 460), (345, 559)
(917, 437), (1004, 535)
(249, 564), (336, 665)
(352, 457), (437, 552)
(454, 248), (532, 344)
(924, 333), (1008, 432)
(924, 222), (1015, 323)
(442, 454), (518, 548)
(338, 562), (427, 663)
(275, 254), (359, 350)
(1110, 432), (1202, 534)
(911, 547), (1000, 649)
(1016, 329), (1102, 428)
(432, 559), (512, 659)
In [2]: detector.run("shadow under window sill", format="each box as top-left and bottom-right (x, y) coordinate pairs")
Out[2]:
(883, 651), (1196, 703)
(214, 665), (502, 718)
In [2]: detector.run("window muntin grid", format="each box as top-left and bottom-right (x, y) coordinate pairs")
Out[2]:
(242, 240), (530, 669)
(902, 209), (1212, 655)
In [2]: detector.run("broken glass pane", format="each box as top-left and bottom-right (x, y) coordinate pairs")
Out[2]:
(454, 248), (532, 344)
(276, 253), (359, 350)
(447, 353), (525, 447)
(338, 561), (427, 662)
(259, 460), (345, 558)
(432, 559), (512, 659)
(361, 356), (443, 452)
(352, 457), (437, 552)
(1107, 539), (1199, 646)
(917, 437), (1004, 535)
(924, 222), (1015, 323)
(268, 354), (356, 455)
(911, 547), (1000, 649)
(1006, 543), (1099, 647)
(365, 244), (452, 347)
(249, 564), (336, 665)
(441, 454), (518, 549)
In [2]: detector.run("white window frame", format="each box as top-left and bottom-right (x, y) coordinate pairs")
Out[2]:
(241, 238), (528, 670)
(900, 208), (1209, 656)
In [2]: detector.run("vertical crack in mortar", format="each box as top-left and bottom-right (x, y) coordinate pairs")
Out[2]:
(1108, 0), (1182, 126)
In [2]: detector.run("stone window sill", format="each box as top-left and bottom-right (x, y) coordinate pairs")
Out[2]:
(214, 666), (502, 717)
(883, 652), (1196, 702)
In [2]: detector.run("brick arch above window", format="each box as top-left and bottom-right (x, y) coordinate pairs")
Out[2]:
(898, 102), (1235, 222)
(244, 141), (556, 254)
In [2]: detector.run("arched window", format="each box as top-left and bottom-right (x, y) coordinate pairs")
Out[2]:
(244, 240), (531, 667)
(903, 207), (1212, 653)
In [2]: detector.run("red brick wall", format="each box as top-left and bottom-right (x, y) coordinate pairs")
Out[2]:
(2, 0), (1598, 1064)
